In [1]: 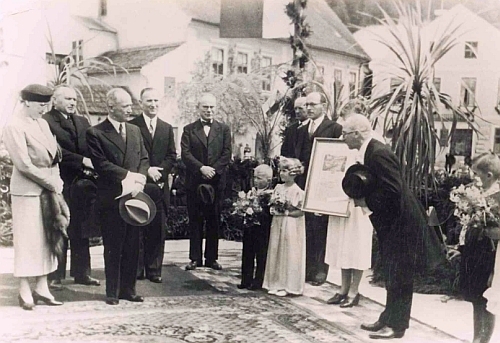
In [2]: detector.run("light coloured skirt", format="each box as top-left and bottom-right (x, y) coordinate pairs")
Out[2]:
(11, 195), (57, 277)
(263, 215), (306, 295)
(326, 204), (373, 270)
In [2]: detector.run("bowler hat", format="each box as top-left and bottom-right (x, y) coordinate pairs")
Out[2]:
(342, 164), (375, 199)
(21, 84), (53, 102)
(118, 191), (157, 226)
(197, 183), (215, 205)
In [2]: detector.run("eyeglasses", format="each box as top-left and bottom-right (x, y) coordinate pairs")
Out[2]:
(342, 130), (357, 136)
(305, 102), (322, 107)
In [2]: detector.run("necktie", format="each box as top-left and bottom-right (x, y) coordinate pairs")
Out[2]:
(309, 121), (315, 138)
(149, 121), (154, 136)
(119, 123), (126, 142)
(202, 120), (212, 127)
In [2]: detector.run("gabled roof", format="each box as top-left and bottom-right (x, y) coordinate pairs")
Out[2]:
(95, 43), (182, 73)
(175, 0), (369, 60)
(74, 16), (117, 33)
(74, 84), (141, 115)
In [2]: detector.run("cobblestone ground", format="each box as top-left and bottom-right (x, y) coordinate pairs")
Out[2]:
(0, 248), (466, 343)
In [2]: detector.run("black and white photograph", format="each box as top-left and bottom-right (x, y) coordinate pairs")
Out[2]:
(0, 0), (499, 342)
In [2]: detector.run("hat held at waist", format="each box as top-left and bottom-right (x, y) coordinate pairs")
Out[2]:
(118, 191), (157, 226)
(342, 164), (375, 199)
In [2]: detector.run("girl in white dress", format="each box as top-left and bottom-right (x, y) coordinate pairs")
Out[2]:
(263, 157), (306, 297)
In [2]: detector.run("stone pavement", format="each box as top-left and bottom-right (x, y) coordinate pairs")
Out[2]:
(0, 241), (470, 343)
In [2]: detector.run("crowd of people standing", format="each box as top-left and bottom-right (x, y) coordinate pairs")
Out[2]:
(5, 82), (500, 342)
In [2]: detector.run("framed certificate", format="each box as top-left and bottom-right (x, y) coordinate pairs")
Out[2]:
(302, 138), (357, 217)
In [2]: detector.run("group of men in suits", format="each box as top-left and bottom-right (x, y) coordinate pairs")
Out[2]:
(44, 86), (180, 305)
(280, 91), (342, 286)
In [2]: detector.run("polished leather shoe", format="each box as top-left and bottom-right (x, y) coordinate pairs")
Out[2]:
(237, 283), (250, 289)
(32, 291), (63, 306)
(119, 294), (144, 302)
(75, 276), (100, 286)
(149, 276), (162, 283)
(185, 260), (200, 271)
(48, 279), (64, 291)
(106, 298), (119, 305)
(327, 293), (348, 305)
(311, 272), (327, 286)
(18, 294), (35, 310)
(340, 293), (360, 308)
(361, 321), (386, 332)
(248, 284), (263, 291)
(369, 327), (405, 339)
(205, 261), (223, 270)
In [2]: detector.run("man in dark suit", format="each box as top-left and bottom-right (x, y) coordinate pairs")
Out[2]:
(44, 86), (100, 289)
(86, 88), (151, 305)
(296, 92), (342, 285)
(343, 114), (426, 340)
(280, 96), (308, 158)
(181, 93), (231, 271)
(129, 88), (177, 283)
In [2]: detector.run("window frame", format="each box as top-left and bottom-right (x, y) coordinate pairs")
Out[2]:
(211, 47), (225, 77)
(260, 56), (273, 92)
(460, 77), (477, 108)
(464, 41), (478, 59)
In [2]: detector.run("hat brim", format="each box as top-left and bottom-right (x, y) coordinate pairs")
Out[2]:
(118, 191), (157, 226)
(197, 183), (216, 205)
(342, 164), (375, 199)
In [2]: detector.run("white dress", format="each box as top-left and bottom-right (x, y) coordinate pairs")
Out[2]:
(484, 247), (500, 341)
(326, 201), (373, 270)
(263, 183), (306, 295)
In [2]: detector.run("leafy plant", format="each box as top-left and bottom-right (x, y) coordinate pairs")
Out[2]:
(368, 0), (478, 201)
(0, 144), (13, 246)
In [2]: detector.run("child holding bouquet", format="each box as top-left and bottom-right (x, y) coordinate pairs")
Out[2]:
(449, 152), (500, 343)
(263, 157), (305, 297)
(237, 164), (273, 290)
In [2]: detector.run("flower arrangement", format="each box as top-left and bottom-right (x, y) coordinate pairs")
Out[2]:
(231, 189), (272, 228)
(269, 192), (301, 214)
(449, 180), (500, 245)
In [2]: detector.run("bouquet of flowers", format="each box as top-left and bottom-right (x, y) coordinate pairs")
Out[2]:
(269, 192), (300, 215)
(449, 180), (500, 246)
(232, 189), (272, 228)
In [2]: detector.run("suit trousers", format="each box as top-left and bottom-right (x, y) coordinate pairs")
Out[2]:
(186, 189), (220, 264)
(137, 184), (166, 278)
(100, 203), (140, 299)
(48, 233), (92, 282)
(305, 213), (329, 280)
(241, 225), (270, 288)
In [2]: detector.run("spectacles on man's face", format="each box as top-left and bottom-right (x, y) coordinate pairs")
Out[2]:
(305, 102), (322, 108)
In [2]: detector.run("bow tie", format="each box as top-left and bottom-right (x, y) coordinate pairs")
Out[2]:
(201, 120), (212, 127)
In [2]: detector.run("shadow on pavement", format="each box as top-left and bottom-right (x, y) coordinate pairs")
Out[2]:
(0, 264), (217, 306)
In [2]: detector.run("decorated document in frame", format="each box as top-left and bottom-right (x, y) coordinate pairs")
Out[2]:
(302, 138), (357, 217)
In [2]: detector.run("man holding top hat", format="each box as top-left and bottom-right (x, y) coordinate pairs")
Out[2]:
(86, 87), (159, 305)
(341, 114), (426, 340)
(181, 93), (231, 271)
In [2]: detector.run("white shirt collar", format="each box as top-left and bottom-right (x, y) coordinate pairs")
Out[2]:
(142, 113), (157, 127)
(107, 116), (124, 133)
(357, 136), (372, 164)
(298, 118), (310, 127)
(311, 114), (325, 126)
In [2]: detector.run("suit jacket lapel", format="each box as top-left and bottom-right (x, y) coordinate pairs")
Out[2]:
(364, 138), (376, 165)
(102, 119), (126, 154)
(136, 115), (153, 149)
(194, 121), (208, 147)
(72, 114), (87, 151)
(152, 119), (166, 154)
(208, 121), (220, 146)
(313, 117), (329, 138)
(24, 119), (55, 156)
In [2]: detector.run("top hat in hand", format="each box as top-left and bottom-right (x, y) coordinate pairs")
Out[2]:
(197, 184), (216, 205)
(118, 191), (157, 226)
(342, 164), (375, 199)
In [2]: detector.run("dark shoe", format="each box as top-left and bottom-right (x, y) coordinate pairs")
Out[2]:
(149, 276), (162, 283)
(137, 274), (145, 280)
(18, 294), (35, 310)
(119, 294), (144, 302)
(310, 272), (327, 286)
(340, 293), (360, 308)
(185, 260), (199, 271)
(205, 261), (223, 270)
(32, 291), (63, 306)
(48, 279), (64, 291)
(106, 298), (119, 305)
(74, 276), (100, 286)
(327, 293), (348, 305)
(237, 283), (250, 289)
(361, 321), (386, 332)
(369, 327), (405, 339)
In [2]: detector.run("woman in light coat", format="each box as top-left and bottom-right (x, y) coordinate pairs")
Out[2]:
(3, 84), (64, 310)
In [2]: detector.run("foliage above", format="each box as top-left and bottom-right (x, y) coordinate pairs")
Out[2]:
(368, 0), (478, 199)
